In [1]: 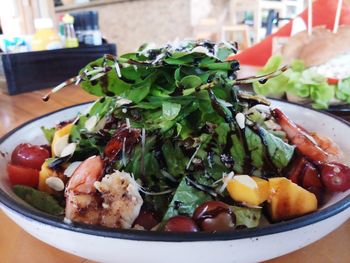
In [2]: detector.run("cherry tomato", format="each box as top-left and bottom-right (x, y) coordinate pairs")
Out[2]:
(193, 201), (236, 232)
(327, 78), (339, 85)
(287, 155), (307, 184)
(11, 143), (50, 170)
(104, 126), (140, 162)
(164, 215), (199, 232)
(7, 163), (39, 187)
(320, 162), (350, 192)
(301, 162), (323, 189)
(133, 210), (159, 230)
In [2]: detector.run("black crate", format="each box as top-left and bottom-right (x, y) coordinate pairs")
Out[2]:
(1, 44), (116, 95)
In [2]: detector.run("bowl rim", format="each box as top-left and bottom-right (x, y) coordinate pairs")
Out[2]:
(0, 100), (349, 242)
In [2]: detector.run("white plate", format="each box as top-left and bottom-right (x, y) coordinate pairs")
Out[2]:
(0, 100), (349, 263)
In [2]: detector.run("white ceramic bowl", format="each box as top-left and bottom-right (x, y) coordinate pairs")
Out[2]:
(0, 100), (349, 263)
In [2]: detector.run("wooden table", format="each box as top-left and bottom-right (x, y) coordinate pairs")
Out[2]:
(0, 87), (349, 263)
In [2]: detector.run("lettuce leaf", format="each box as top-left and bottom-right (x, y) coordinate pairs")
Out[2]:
(254, 56), (341, 109)
(253, 55), (289, 97)
(162, 177), (212, 221)
(258, 127), (295, 170)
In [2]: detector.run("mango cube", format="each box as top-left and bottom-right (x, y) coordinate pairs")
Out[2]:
(268, 177), (317, 222)
(38, 161), (65, 194)
(38, 162), (55, 194)
(51, 123), (73, 157)
(227, 175), (269, 206)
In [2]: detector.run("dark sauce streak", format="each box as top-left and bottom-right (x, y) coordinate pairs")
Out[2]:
(252, 126), (279, 176)
(154, 137), (167, 170)
(100, 74), (109, 94)
(42, 94), (50, 102)
(196, 206), (236, 227)
(173, 200), (182, 210)
(236, 126), (252, 174)
(258, 78), (268, 84)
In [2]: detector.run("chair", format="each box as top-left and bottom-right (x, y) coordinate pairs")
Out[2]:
(228, 0), (287, 43)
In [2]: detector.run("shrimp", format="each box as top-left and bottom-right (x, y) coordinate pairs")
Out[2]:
(94, 171), (143, 229)
(65, 155), (104, 225)
(65, 155), (143, 229)
(271, 108), (340, 162)
(309, 133), (342, 158)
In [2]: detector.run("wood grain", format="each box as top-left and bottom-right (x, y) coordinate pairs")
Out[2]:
(0, 87), (348, 263)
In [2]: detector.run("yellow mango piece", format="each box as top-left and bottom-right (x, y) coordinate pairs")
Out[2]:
(38, 162), (55, 194)
(51, 123), (73, 157)
(227, 175), (269, 206)
(38, 161), (66, 194)
(268, 177), (317, 222)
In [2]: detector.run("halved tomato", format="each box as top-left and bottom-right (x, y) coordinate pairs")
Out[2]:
(7, 163), (39, 187)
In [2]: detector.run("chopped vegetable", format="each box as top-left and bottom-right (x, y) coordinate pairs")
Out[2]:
(13, 185), (64, 215)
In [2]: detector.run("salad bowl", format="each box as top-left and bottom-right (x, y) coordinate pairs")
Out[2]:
(0, 99), (349, 263)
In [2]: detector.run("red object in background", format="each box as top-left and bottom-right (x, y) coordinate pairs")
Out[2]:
(327, 78), (339, 85)
(227, 0), (350, 67)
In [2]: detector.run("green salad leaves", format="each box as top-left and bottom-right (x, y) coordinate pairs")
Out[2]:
(36, 40), (297, 227)
(253, 55), (350, 109)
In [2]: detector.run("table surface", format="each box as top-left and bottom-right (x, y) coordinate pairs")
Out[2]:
(0, 87), (349, 263)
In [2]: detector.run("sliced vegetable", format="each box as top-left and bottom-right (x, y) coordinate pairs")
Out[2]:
(12, 185), (64, 215)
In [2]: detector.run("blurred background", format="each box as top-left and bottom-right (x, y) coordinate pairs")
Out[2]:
(0, 0), (347, 95)
(0, 0), (307, 54)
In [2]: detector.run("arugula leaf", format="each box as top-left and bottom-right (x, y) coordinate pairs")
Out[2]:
(245, 128), (264, 168)
(233, 206), (261, 228)
(162, 102), (181, 120)
(180, 75), (202, 90)
(258, 128), (295, 169)
(13, 185), (64, 215)
(231, 134), (245, 173)
(40, 126), (55, 144)
(215, 122), (230, 146)
(162, 177), (212, 221)
(162, 140), (188, 177)
(215, 46), (235, 61)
